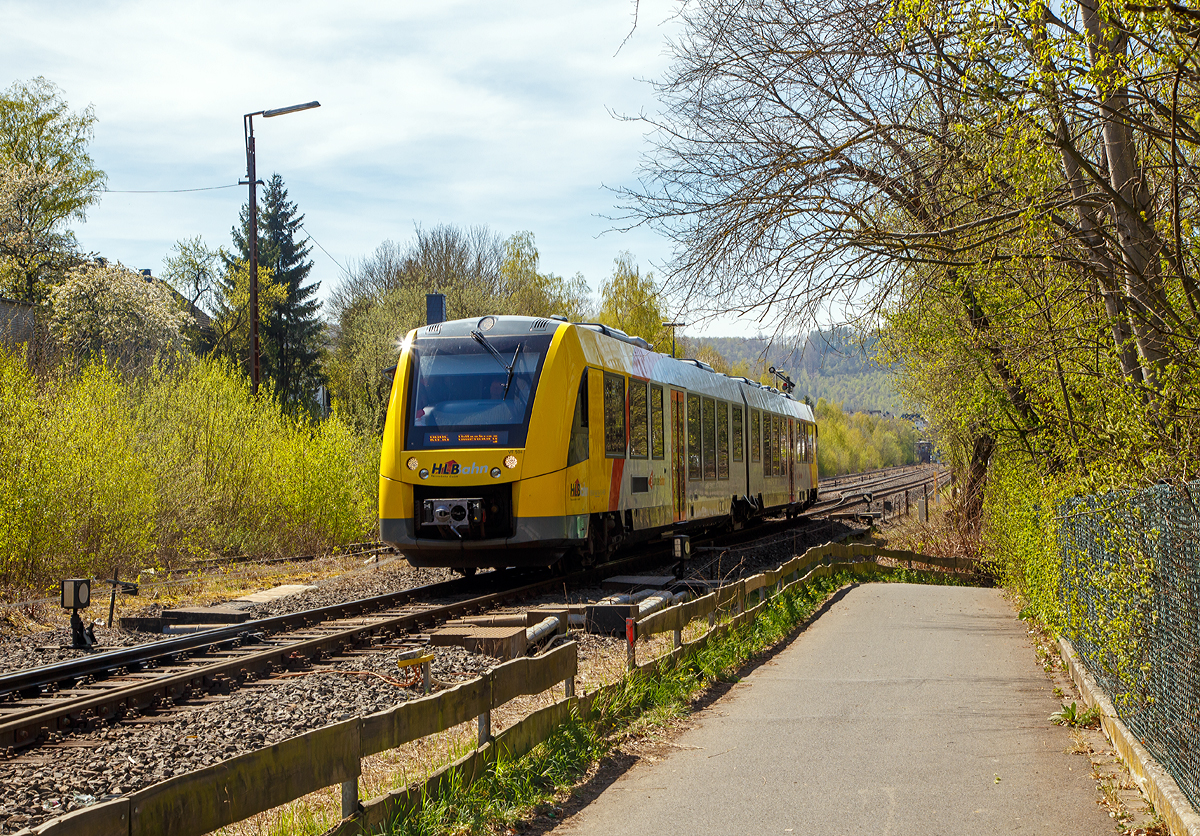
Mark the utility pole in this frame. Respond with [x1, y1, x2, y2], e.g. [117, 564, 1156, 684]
[242, 100, 320, 394]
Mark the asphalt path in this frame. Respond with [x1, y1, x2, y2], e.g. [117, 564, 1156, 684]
[552, 583, 1113, 836]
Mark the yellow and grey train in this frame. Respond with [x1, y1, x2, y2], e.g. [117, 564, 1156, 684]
[379, 315, 818, 571]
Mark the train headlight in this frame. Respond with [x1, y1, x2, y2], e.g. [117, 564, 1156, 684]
[490, 467, 502, 478]
[504, 455, 518, 469]
[407, 457, 419, 471]
[419, 468, 429, 479]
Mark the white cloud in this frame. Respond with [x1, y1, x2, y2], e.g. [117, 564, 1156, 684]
[1, 0, 758, 337]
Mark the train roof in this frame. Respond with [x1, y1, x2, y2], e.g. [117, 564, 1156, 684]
[410, 315, 814, 423]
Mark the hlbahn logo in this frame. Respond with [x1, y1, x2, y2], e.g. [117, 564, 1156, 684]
[569, 479, 582, 497]
[431, 460, 489, 476]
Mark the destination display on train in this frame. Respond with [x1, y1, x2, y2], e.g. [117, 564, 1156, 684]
[424, 431, 509, 447]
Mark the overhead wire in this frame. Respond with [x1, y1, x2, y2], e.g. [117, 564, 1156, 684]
[299, 223, 351, 277]
[102, 183, 241, 194]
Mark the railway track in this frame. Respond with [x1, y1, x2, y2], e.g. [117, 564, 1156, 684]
[815, 464, 950, 515]
[0, 545, 680, 756]
[0, 465, 944, 759]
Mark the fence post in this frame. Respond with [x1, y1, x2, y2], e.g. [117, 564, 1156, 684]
[905, 490, 909, 516]
[565, 675, 575, 698]
[626, 618, 636, 670]
[341, 777, 359, 820]
[478, 672, 492, 746]
[673, 627, 682, 649]
[422, 660, 431, 695]
[478, 711, 491, 746]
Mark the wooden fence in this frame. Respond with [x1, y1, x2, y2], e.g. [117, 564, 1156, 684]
[23, 540, 967, 836]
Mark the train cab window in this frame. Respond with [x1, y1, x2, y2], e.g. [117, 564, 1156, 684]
[732, 406, 744, 462]
[687, 393, 701, 479]
[406, 332, 552, 450]
[567, 370, 589, 467]
[717, 402, 729, 479]
[629, 379, 649, 458]
[604, 373, 626, 457]
[650, 385, 665, 459]
[702, 398, 717, 479]
[751, 409, 761, 463]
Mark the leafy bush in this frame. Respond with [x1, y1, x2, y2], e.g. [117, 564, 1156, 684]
[0, 347, 379, 595]
[814, 398, 919, 475]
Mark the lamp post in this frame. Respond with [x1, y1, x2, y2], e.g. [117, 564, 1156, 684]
[242, 100, 320, 394]
[662, 321, 686, 358]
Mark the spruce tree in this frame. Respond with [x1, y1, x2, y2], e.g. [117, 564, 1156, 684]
[231, 174, 324, 408]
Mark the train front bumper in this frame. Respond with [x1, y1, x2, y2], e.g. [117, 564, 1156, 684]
[379, 515, 588, 568]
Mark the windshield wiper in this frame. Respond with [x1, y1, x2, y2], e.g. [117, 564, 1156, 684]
[471, 330, 523, 399]
[504, 343, 523, 399]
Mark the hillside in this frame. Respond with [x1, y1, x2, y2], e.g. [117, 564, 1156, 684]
[689, 327, 904, 414]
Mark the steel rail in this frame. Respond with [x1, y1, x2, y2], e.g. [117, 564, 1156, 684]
[0, 552, 657, 753]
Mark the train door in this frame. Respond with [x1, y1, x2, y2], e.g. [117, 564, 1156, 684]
[788, 419, 795, 502]
[671, 389, 686, 522]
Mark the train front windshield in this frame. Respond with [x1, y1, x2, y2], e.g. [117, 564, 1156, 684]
[405, 334, 552, 450]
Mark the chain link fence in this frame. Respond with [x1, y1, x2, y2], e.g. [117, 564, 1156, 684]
[1058, 481, 1200, 811]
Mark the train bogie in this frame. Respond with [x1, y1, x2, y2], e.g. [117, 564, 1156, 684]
[379, 315, 818, 569]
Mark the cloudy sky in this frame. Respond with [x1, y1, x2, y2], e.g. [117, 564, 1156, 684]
[2, 0, 767, 337]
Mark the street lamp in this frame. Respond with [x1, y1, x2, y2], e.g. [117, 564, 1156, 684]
[662, 321, 687, 358]
[242, 100, 320, 394]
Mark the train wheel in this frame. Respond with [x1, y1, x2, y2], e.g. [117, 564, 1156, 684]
[455, 566, 478, 578]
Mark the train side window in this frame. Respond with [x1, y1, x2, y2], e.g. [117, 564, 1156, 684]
[751, 410, 761, 463]
[702, 398, 717, 479]
[650, 384, 665, 459]
[629, 379, 649, 458]
[732, 406, 744, 462]
[763, 412, 772, 472]
[763, 413, 772, 476]
[717, 401, 729, 479]
[785, 419, 793, 474]
[771, 415, 780, 476]
[604, 372, 626, 457]
[687, 393, 701, 479]
[567, 370, 589, 467]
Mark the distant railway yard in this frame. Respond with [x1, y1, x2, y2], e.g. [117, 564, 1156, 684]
[0, 464, 949, 834]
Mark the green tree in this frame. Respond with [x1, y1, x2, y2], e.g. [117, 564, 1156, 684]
[327, 226, 592, 432]
[0, 78, 105, 301]
[206, 260, 285, 378]
[231, 174, 325, 409]
[498, 231, 591, 321]
[597, 253, 669, 350]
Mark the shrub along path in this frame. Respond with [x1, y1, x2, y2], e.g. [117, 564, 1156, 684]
[548, 583, 1115, 836]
